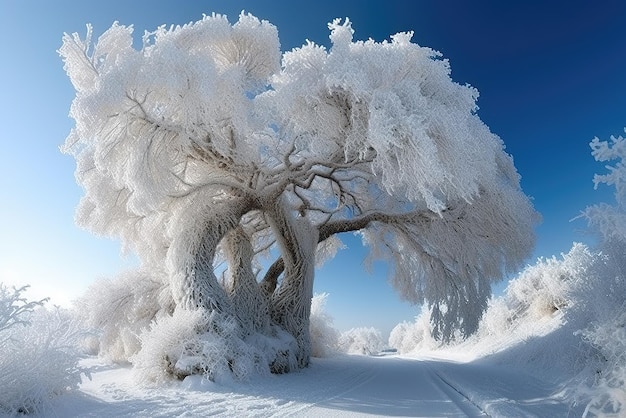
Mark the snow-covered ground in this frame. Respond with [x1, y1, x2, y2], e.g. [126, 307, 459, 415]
[40, 353, 579, 417]
[3, 239, 624, 417]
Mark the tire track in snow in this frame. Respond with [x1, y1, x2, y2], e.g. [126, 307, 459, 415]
[293, 356, 489, 417]
[279, 357, 381, 417]
[428, 368, 491, 417]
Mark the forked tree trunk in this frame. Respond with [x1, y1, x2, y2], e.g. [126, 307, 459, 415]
[169, 194, 317, 371]
[265, 197, 319, 369]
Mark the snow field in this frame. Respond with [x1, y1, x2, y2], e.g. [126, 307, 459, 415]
[47, 354, 580, 417]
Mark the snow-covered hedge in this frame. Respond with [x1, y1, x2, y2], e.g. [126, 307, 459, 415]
[0, 284, 84, 415]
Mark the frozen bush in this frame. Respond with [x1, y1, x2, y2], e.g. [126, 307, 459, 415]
[582, 135, 626, 242]
[76, 268, 173, 363]
[573, 242, 626, 416]
[475, 297, 513, 339]
[309, 293, 339, 357]
[0, 284, 84, 415]
[132, 307, 299, 384]
[580, 310, 626, 417]
[389, 306, 437, 354]
[475, 244, 601, 375]
[493, 243, 594, 329]
[132, 308, 229, 384]
[460, 241, 623, 413]
[338, 327, 384, 355]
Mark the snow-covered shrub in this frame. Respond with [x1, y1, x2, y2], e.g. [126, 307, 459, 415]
[132, 307, 299, 384]
[76, 269, 173, 363]
[389, 237, 595, 358]
[580, 309, 626, 417]
[476, 244, 602, 379]
[338, 327, 384, 355]
[474, 297, 513, 341]
[0, 284, 84, 415]
[484, 243, 594, 335]
[133, 308, 231, 384]
[389, 306, 438, 354]
[82, 275, 343, 382]
[309, 293, 339, 357]
[574, 244, 626, 416]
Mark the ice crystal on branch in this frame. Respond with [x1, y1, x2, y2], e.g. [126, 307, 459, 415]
[583, 134, 626, 241]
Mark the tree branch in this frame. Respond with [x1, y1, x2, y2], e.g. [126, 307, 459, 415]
[259, 209, 437, 294]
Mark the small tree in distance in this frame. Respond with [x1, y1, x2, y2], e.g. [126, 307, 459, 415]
[60, 13, 538, 378]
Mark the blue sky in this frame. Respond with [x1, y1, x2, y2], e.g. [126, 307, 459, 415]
[1, 0, 625, 336]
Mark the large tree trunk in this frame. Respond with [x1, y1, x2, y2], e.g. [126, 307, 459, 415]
[265, 197, 319, 369]
[168, 197, 252, 316]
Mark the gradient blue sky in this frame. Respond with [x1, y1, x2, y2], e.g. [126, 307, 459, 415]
[1, 0, 625, 336]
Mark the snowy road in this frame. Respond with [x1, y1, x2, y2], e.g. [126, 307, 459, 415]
[47, 355, 577, 417]
[288, 356, 487, 417]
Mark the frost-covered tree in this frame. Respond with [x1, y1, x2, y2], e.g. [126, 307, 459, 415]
[580, 132, 626, 416]
[60, 13, 538, 377]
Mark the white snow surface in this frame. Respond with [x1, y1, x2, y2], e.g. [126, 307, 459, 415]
[38, 352, 579, 418]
